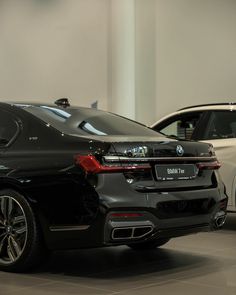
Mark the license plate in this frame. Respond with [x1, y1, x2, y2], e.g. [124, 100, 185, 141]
[155, 164, 197, 181]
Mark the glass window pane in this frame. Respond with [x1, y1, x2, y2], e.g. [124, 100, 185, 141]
[19, 105, 162, 137]
[159, 113, 202, 140]
[204, 111, 236, 139]
[0, 111, 18, 145]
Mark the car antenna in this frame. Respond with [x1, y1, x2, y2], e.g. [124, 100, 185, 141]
[54, 98, 70, 108]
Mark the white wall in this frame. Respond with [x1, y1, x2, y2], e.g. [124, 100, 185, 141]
[0, 0, 109, 109]
[110, 0, 135, 119]
[1, 0, 236, 125]
[110, 0, 236, 124]
[156, 0, 236, 119]
[110, 0, 156, 124]
[135, 0, 156, 124]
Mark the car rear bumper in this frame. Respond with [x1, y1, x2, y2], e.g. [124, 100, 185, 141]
[103, 206, 226, 246]
[44, 180, 227, 250]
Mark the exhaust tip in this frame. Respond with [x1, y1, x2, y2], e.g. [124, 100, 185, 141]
[112, 225, 153, 240]
[214, 211, 227, 228]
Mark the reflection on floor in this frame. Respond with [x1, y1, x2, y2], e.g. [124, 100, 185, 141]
[0, 214, 236, 295]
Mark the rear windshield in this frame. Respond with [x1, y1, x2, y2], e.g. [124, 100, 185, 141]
[19, 105, 161, 137]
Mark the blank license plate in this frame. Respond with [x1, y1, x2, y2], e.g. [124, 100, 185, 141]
[155, 164, 197, 181]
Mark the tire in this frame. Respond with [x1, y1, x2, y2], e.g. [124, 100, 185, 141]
[0, 189, 48, 272]
[127, 238, 170, 250]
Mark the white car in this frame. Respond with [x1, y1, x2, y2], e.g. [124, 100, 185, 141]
[151, 103, 236, 212]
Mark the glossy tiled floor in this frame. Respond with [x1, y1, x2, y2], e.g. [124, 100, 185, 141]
[0, 214, 236, 295]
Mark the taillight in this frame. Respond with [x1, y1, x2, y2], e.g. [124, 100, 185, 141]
[75, 155, 151, 174]
[196, 161, 221, 170]
[220, 198, 228, 210]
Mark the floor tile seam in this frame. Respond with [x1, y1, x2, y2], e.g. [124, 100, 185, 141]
[31, 259, 225, 286]
[168, 244, 232, 252]
[30, 276, 117, 293]
[161, 267, 221, 281]
[85, 269, 193, 284]
[0, 281, 59, 294]
[75, 258, 172, 278]
[213, 246, 236, 252]
[165, 249, 225, 262]
[172, 278, 231, 289]
[206, 251, 236, 259]
[0, 272, 54, 284]
[25, 256, 236, 288]
[55, 281, 115, 293]
[20, 260, 176, 290]
[216, 232, 236, 236]
[167, 245, 233, 256]
[59, 275, 169, 292]
[3, 277, 115, 294]
[152, 261, 236, 282]
[0, 273, 117, 293]
[209, 231, 236, 236]
[99, 279, 176, 295]
[194, 251, 236, 262]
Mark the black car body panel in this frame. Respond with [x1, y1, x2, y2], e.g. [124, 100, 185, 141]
[0, 102, 227, 252]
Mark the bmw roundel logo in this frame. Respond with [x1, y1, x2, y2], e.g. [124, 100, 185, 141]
[176, 145, 184, 156]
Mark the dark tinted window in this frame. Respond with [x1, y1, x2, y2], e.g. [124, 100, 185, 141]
[0, 110, 18, 146]
[153, 112, 203, 140]
[20, 105, 161, 137]
[203, 111, 236, 139]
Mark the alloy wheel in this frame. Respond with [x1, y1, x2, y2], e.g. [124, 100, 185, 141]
[0, 196, 28, 265]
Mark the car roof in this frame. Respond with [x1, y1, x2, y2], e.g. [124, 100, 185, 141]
[0, 101, 98, 112]
[178, 103, 236, 111]
[151, 102, 236, 128]
[0, 101, 53, 106]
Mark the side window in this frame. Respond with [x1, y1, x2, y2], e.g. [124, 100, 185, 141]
[0, 110, 18, 146]
[154, 112, 203, 140]
[203, 111, 236, 139]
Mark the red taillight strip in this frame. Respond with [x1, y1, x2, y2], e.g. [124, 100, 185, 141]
[220, 198, 228, 210]
[75, 155, 151, 174]
[196, 161, 221, 170]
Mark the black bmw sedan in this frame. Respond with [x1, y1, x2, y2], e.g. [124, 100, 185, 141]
[0, 99, 227, 272]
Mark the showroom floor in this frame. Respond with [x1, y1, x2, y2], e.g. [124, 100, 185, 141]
[0, 214, 236, 295]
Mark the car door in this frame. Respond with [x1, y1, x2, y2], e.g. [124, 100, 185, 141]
[0, 109, 20, 176]
[199, 110, 236, 210]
